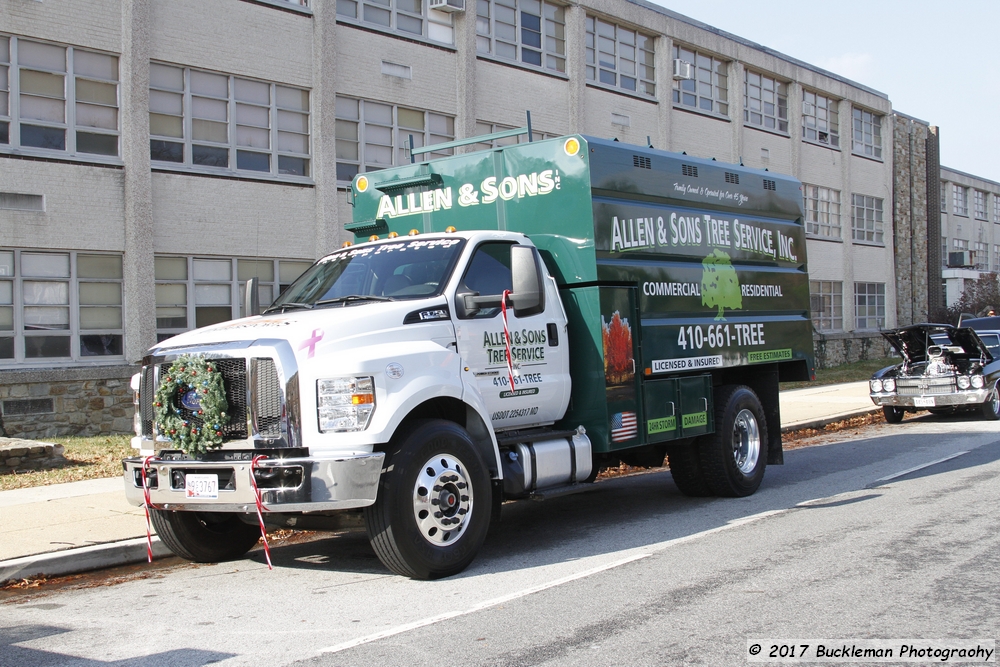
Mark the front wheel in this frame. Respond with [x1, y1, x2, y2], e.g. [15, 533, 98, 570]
[981, 387, 1000, 420]
[364, 420, 492, 579]
[699, 385, 768, 497]
[150, 509, 260, 563]
[883, 405, 905, 424]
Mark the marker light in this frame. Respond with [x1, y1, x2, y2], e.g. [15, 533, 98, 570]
[564, 137, 581, 156]
[387, 231, 399, 238]
[445, 226, 457, 233]
[341, 241, 353, 248]
[408, 229, 420, 236]
[369, 235, 380, 242]
[356, 176, 369, 192]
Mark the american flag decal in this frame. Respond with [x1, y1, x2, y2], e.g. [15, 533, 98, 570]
[610, 411, 637, 442]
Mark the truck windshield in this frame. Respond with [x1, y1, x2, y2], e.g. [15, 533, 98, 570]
[267, 237, 466, 311]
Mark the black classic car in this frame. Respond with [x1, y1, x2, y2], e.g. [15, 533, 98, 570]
[869, 322, 1000, 423]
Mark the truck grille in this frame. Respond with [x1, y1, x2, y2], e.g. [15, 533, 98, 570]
[253, 358, 282, 438]
[895, 376, 956, 396]
[140, 356, 283, 443]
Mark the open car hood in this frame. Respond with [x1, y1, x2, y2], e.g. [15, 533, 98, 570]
[881, 323, 993, 364]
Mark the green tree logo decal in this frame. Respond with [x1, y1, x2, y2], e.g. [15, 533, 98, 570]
[701, 249, 742, 320]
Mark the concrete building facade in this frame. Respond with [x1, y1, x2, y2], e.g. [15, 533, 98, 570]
[1, 0, 899, 436]
[939, 166, 1000, 308]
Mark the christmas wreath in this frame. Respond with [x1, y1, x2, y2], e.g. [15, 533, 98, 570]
[154, 354, 230, 456]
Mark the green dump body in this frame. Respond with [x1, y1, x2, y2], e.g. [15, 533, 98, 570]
[349, 135, 814, 453]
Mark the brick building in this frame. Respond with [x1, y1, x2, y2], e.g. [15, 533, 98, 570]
[1, 0, 904, 436]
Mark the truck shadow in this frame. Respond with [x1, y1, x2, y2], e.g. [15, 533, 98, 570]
[0, 623, 234, 666]
[256, 427, 1000, 579]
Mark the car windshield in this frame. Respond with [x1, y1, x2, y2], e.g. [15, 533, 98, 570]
[267, 237, 465, 311]
[977, 333, 1000, 357]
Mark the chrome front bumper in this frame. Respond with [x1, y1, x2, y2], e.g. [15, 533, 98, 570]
[871, 388, 990, 408]
[123, 452, 384, 512]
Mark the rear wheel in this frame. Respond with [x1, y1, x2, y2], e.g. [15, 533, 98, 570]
[365, 420, 492, 579]
[666, 441, 711, 497]
[150, 509, 260, 563]
[882, 405, 905, 424]
[980, 387, 1000, 420]
[699, 385, 768, 497]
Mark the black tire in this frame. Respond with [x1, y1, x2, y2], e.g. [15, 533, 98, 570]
[666, 441, 711, 497]
[883, 405, 905, 424]
[699, 385, 768, 498]
[150, 509, 260, 563]
[364, 419, 492, 579]
[981, 387, 1000, 421]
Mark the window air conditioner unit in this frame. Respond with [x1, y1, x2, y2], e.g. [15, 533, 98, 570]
[673, 59, 693, 80]
[429, 0, 464, 12]
[948, 251, 972, 268]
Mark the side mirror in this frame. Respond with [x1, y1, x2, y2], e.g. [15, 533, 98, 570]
[510, 245, 545, 317]
[245, 277, 261, 317]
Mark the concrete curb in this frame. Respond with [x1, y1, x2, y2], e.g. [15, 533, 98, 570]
[0, 537, 172, 585]
[781, 406, 881, 434]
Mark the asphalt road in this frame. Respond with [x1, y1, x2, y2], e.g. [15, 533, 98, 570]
[2, 414, 999, 667]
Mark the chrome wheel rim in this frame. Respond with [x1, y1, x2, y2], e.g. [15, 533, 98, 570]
[732, 408, 761, 475]
[990, 389, 999, 414]
[412, 454, 473, 546]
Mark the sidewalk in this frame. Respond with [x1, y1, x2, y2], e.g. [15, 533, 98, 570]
[0, 381, 876, 584]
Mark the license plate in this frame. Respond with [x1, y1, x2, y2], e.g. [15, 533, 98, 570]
[185, 474, 219, 499]
[914, 397, 935, 407]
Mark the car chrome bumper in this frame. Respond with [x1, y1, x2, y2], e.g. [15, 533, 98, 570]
[871, 389, 990, 408]
[123, 452, 384, 512]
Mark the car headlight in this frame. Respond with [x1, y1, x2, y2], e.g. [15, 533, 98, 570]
[971, 375, 985, 389]
[317, 376, 375, 432]
[870, 379, 883, 393]
[957, 375, 971, 390]
[881, 378, 896, 392]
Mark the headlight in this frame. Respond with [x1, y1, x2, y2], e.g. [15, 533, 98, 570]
[881, 378, 896, 392]
[971, 375, 985, 389]
[957, 375, 971, 390]
[870, 379, 883, 393]
[132, 372, 142, 436]
[317, 376, 375, 432]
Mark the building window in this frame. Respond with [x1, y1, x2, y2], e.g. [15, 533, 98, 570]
[744, 70, 787, 133]
[854, 282, 885, 331]
[809, 280, 842, 332]
[149, 63, 310, 180]
[942, 238, 949, 268]
[0, 250, 124, 365]
[584, 17, 654, 97]
[337, 0, 454, 45]
[973, 241, 989, 270]
[851, 194, 883, 244]
[951, 184, 968, 216]
[803, 184, 841, 237]
[851, 106, 882, 159]
[994, 244, 1000, 271]
[974, 190, 987, 220]
[476, 0, 566, 73]
[672, 46, 728, 116]
[472, 121, 558, 150]
[154, 256, 313, 341]
[0, 35, 120, 160]
[335, 97, 454, 182]
[802, 90, 839, 147]
[941, 181, 948, 212]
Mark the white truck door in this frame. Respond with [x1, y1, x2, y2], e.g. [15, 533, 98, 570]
[454, 242, 568, 430]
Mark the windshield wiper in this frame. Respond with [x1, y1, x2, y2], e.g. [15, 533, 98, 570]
[262, 302, 315, 314]
[314, 295, 395, 307]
